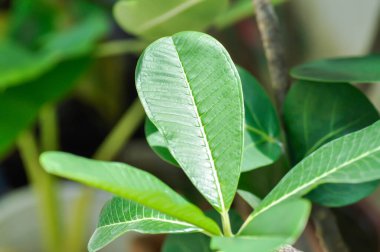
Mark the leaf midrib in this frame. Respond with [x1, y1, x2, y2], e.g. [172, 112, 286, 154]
[247, 144, 380, 226]
[98, 217, 198, 230]
[169, 37, 225, 213]
[138, 0, 201, 32]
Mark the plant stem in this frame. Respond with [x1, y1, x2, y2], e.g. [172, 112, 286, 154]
[94, 98, 145, 160]
[17, 130, 61, 252]
[65, 99, 145, 252]
[252, 0, 288, 107]
[39, 104, 59, 151]
[221, 211, 233, 237]
[95, 39, 148, 58]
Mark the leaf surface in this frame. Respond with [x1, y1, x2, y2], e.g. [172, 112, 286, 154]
[211, 236, 285, 252]
[40, 152, 221, 235]
[243, 121, 380, 226]
[114, 0, 228, 39]
[89, 197, 202, 252]
[291, 55, 380, 83]
[237, 190, 261, 209]
[284, 81, 380, 206]
[136, 32, 244, 213]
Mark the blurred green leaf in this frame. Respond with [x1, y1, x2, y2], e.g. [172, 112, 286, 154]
[244, 121, 380, 227]
[291, 55, 380, 83]
[88, 197, 203, 252]
[284, 81, 380, 206]
[136, 32, 243, 213]
[211, 236, 285, 252]
[0, 57, 91, 156]
[238, 67, 282, 172]
[237, 190, 261, 209]
[40, 152, 221, 236]
[113, 0, 228, 39]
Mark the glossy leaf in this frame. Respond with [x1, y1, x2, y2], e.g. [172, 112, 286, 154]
[291, 54, 380, 83]
[284, 81, 380, 206]
[40, 152, 221, 235]
[238, 190, 261, 209]
[211, 237, 285, 252]
[0, 57, 91, 157]
[145, 67, 282, 171]
[243, 121, 380, 227]
[136, 32, 244, 213]
[238, 67, 282, 171]
[113, 0, 228, 39]
[89, 197, 202, 252]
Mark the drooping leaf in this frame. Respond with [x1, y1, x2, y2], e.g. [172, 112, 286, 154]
[113, 0, 228, 39]
[145, 67, 282, 172]
[290, 55, 380, 83]
[162, 210, 243, 252]
[40, 152, 221, 235]
[237, 190, 261, 209]
[284, 81, 380, 206]
[136, 32, 244, 213]
[89, 197, 202, 252]
[242, 120, 380, 227]
[238, 67, 282, 171]
[0, 57, 91, 157]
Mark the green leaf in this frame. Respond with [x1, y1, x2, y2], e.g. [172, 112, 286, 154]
[145, 118, 179, 167]
[240, 199, 310, 239]
[0, 57, 91, 157]
[290, 54, 380, 83]
[284, 81, 380, 206]
[238, 67, 282, 171]
[113, 0, 228, 39]
[211, 236, 286, 252]
[89, 197, 202, 252]
[162, 210, 243, 252]
[242, 120, 380, 227]
[237, 190, 261, 209]
[40, 152, 221, 235]
[145, 67, 282, 172]
[136, 31, 243, 213]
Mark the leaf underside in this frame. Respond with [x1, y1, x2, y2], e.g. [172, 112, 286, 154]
[136, 31, 244, 213]
[89, 197, 202, 252]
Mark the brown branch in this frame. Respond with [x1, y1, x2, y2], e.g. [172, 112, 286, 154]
[252, 0, 288, 106]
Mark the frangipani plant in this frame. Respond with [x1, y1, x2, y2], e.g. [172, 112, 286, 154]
[41, 31, 380, 252]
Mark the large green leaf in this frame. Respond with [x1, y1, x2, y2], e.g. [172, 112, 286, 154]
[0, 57, 91, 156]
[238, 67, 282, 171]
[290, 55, 380, 83]
[40, 152, 221, 235]
[113, 0, 228, 39]
[89, 197, 202, 252]
[145, 67, 282, 172]
[242, 120, 380, 229]
[136, 32, 244, 213]
[213, 199, 310, 252]
[284, 81, 380, 206]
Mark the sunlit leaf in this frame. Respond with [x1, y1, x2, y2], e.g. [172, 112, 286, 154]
[284, 81, 380, 206]
[40, 152, 221, 235]
[243, 121, 380, 228]
[291, 55, 380, 83]
[114, 0, 228, 39]
[88, 197, 202, 252]
[136, 32, 243, 213]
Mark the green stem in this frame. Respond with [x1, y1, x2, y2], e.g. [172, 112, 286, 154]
[39, 104, 59, 151]
[17, 130, 61, 252]
[95, 39, 148, 58]
[221, 211, 233, 237]
[94, 99, 145, 160]
[65, 99, 145, 252]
